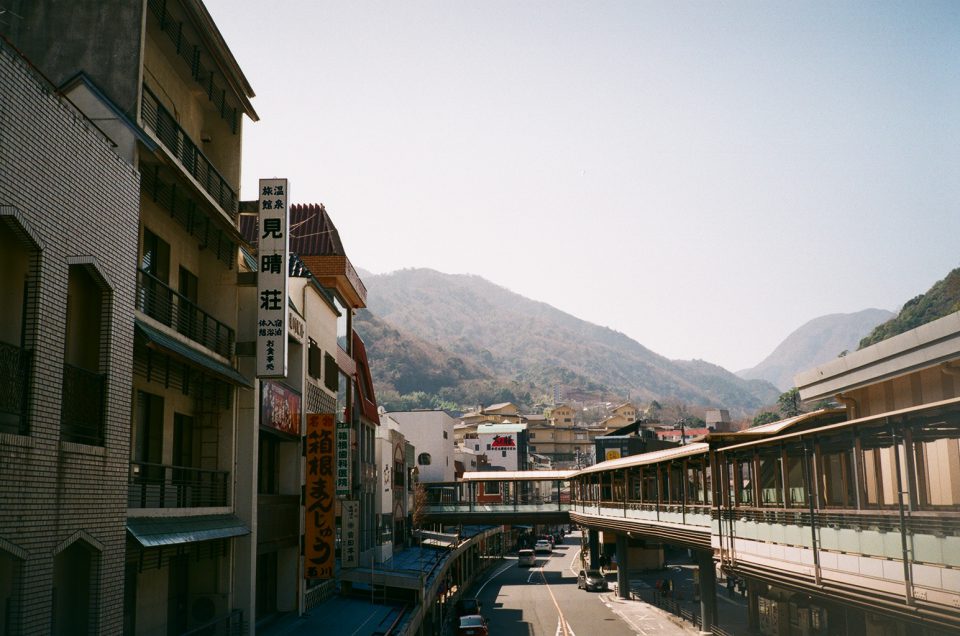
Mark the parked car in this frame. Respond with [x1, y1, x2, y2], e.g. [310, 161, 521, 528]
[457, 614, 488, 636]
[578, 568, 608, 592]
[534, 539, 552, 554]
[455, 598, 481, 617]
[518, 549, 536, 567]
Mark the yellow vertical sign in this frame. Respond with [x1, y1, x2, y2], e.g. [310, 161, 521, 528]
[305, 413, 335, 579]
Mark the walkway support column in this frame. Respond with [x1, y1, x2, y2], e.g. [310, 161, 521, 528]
[697, 550, 717, 635]
[589, 529, 600, 570]
[616, 534, 630, 599]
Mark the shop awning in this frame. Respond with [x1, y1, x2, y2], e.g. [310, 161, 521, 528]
[135, 319, 252, 388]
[127, 514, 250, 547]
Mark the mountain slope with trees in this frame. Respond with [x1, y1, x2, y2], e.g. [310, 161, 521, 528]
[859, 267, 960, 349]
[736, 309, 894, 390]
[355, 268, 779, 415]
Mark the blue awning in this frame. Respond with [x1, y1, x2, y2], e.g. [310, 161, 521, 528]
[135, 319, 252, 388]
[127, 514, 250, 547]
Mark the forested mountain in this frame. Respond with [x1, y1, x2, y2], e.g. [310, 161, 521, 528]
[354, 268, 779, 415]
[736, 309, 894, 391]
[859, 267, 960, 349]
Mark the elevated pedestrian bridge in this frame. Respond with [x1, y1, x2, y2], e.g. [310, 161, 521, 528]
[421, 401, 960, 633]
[422, 470, 573, 525]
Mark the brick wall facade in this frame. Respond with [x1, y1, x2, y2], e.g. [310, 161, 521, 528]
[0, 39, 140, 635]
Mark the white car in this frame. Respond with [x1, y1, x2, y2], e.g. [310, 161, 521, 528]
[534, 540, 552, 554]
[518, 549, 536, 567]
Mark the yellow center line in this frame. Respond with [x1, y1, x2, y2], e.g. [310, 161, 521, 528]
[539, 563, 571, 636]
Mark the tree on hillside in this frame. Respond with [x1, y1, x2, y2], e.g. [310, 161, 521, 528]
[778, 388, 803, 418]
[752, 411, 780, 427]
[646, 400, 662, 422]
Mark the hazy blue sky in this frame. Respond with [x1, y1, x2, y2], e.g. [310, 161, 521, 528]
[206, 1, 959, 373]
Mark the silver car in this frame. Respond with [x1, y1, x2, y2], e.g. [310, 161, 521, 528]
[578, 569, 608, 592]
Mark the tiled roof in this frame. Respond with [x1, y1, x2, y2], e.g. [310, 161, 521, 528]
[239, 203, 346, 256]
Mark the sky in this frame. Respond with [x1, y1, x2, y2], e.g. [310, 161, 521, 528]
[205, 0, 959, 372]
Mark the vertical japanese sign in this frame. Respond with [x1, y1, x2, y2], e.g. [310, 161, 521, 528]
[305, 413, 335, 579]
[257, 178, 289, 378]
[336, 419, 351, 498]
[341, 500, 359, 568]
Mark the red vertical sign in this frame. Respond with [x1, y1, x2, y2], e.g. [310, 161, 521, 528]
[305, 413, 335, 579]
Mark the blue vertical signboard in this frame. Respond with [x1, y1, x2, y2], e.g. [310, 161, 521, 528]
[257, 178, 289, 378]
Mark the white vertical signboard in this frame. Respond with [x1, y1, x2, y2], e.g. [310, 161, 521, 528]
[257, 178, 289, 378]
[341, 500, 359, 568]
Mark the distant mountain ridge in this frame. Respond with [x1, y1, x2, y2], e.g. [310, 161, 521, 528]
[736, 309, 894, 391]
[354, 268, 779, 415]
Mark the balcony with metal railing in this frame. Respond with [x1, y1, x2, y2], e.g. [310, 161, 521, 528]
[60, 363, 105, 445]
[128, 461, 230, 509]
[0, 340, 30, 435]
[136, 269, 234, 358]
[141, 84, 238, 218]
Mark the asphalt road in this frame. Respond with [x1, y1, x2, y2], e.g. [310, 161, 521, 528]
[463, 531, 694, 636]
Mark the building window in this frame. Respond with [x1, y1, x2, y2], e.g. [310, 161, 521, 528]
[259, 433, 278, 494]
[134, 391, 164, 482]
[418, 453, 431, 466]
[0, 217, 38, 436]
[324, 353, 338, 392]
[443, 431, 448, 439]
[474, 444, 479, 451]
[308, 338, 322, 379]
[138, 228, 171, 325]
[61, 263, 108, 445]
[501, 450, 507, 457]
[333, 294, 349, 353]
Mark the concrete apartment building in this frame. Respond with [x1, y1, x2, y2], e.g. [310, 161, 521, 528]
[0, 36, 141, 635]
[2, 0, 260, 633]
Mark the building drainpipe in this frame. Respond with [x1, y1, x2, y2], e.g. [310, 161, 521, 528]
[890, 419, 915, 606]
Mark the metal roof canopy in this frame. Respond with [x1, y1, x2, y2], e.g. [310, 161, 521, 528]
[575, 443, 710, 476]
[135, 320, 252, 388]
[127, 514, 250, 547]
[718, 395, 960, 454]
[460, 470, 575, 482]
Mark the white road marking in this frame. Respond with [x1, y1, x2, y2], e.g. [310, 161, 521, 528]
[539, 563, 575, 636]
[555, 616, 577, 636]
[568, 548, 583, 576]
[476, 560, 515, 595]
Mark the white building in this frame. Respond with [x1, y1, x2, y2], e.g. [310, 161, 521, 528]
[382, 410, 457, 482]
[476, 423, 528, 471]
